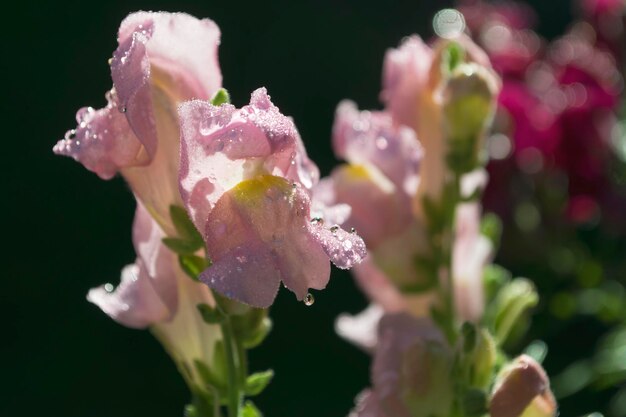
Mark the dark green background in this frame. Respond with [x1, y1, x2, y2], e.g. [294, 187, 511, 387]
[4, 1, 576, 416]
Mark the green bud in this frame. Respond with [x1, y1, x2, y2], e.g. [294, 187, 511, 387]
[486, 278, 539, 346]
[443, 63, 499, 174]
[210, 88, 231, 106]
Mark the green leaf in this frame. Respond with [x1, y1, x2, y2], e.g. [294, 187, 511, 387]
[461, 322, 477, 354]
[462, 388, 487, 417]
[179, 255, 210, 281]
[194, 359, 226, 392]
[443, 41, 465, 73]
[524, 340, 548, 364]
[244, 370, 274, 396]
[242, 401, 263, 417]
[169, 205, 204, 246]
[480, 212, 502, 247]
[197, 303, 226, 324]
[162, 237, 202, 255]
[493, 278, 539, 345]
[241, 317, 272, 349]
[211, 88, 231, 106]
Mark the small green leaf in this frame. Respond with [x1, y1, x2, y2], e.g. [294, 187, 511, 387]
[461, 322, 477, 354]
[211, 88, 231, 106]
[180, 255, 210, 281]
[462, 388, 487, 417]
[197, 303, 226, 324]
[480, 212, 502, 247]
[442, 41, 465, 73]
[169, 205, 204, 246]
[241, 317, 272, 349]
[244, 370, 274, 396]
[242, 401, 263, 417]
[194, 359, 226, 391]
[493, 278, 539, 345]
[162, 237, 202, 255]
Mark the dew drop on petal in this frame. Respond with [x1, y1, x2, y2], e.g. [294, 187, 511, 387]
[304, 293, 315, 306]
[104, 283, 114, 293]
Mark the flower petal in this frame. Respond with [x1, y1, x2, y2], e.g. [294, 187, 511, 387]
[381, 35, 433, 130]
[178, 88, 302, 233]
[53, 94, 144, 179]
[113, 12, 222, 155]
[308, 222, 366, 269]
[333, 101, 422, 195]
[200, 175, 333, 307]
[335, 304, 385, 352]
[452, 203, 493, 322]
[87, 264, 171, 329]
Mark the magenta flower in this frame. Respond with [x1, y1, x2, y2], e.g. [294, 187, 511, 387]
[178, 88, 366, 308]
[54, 12, 222, 235]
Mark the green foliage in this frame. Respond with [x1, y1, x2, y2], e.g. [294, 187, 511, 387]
[163, 205, 204, 255]
[244, 370, 274, 396]
[489, 278, 539, 345]
[180, 255, 210, 281]
[241, 401, 263, 417]
[480, 213, 502, 248]
[211, 88, 231, 106]
[197, 303, 227, 324]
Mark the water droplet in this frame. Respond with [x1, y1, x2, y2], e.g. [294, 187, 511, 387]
[64, 129, 76, 140]
[107, 57, 113, 65]
[104, 283, 114, 293]
[350, 227, 356, 233]
[330, 225, 339, 233]
[304, 293, 315, 306]
[375, 136, 388, 150]
[311, 217, 323, 225]
[433, 8, 465, 39]
[119, 106, 127, 114]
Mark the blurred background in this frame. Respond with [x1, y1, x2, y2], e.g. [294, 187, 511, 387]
[3, 0, 624, 416]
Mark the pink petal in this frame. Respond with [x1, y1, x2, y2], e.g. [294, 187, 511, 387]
[381, 35, 433, 130]
[351, 256, 407, 313]
[178, 88, 303, 233]
[490, 355, 557, 417]
[87, 202, 178, 328]
[335, 304, 385, 352]
[113, 12, 222, 154]
[87, 264, 171, 329]
[308, 222, 366, 269]
[199, 176, 333, 307]
[53, 93, 144, 179]
[333, 101, 422, 196]
[452, 203, 493, 323]
[328, 164, 410, 248]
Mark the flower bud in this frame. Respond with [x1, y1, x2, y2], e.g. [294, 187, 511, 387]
[490, 355, 557, 417]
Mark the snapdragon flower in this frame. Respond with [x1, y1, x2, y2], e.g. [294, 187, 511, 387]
[54, 12, 222, 236]
[178, 88, 366, 308]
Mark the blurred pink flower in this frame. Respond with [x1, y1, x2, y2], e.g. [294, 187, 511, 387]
[54, 12, 222, 235]
[178, 88, 366, 308]
[349, 313, 452, 417]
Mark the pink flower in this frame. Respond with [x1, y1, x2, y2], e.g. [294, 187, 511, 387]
[178, 88, 366, 308]
[88, 202, 221, 386]
[54, 12, 222, 235]
[349, 313, 452, 417]
[490, 355, 557, 417]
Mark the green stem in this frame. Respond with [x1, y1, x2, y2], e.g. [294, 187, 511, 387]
[213, 294, 243, 417]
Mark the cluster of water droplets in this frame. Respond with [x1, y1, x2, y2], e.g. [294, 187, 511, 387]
[309, 218, 366, 270]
